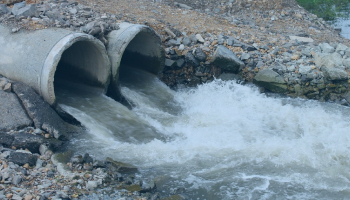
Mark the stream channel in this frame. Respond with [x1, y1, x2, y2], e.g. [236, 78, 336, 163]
[55, 66, 350, 199]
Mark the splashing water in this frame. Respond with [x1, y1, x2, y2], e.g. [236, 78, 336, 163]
[56, 68, 350, 199]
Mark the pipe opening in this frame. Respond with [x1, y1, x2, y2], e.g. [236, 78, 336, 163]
[106, 24, 165, 103]
[54, 41, 109, 90]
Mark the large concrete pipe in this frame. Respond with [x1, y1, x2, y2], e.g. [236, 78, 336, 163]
[106, 23, 165, 99]
[0, 24, 111, 105]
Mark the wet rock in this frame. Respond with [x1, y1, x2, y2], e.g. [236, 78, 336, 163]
[0, 91, 33, 132]
[211, 45, 244, 73]
[253, 69, 288, 93]
[106, 157, 138, 174]
[83, 153, 93, 164]
[12, 82, 72, 140]
[185, 52, 199, 67]
[8, 151, 38, 166]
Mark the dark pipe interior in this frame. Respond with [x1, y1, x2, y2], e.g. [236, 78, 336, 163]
[54, 41, 107, 91]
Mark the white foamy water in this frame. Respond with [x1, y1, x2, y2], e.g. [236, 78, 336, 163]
[56, 68, 350, 199]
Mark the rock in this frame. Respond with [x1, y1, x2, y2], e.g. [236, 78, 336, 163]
[253, 69, 288, 93]
[211, 45, 244, 73]
[319, 43, 335, 53]
[298, 65, 312, 75]
[343, 58, 350, 69]
[12, 132, 44, 153]
[39, 144, 49, 155]
[12, 175, 22, 185]
[178, 44, 185, 51]
[70, 155, 84, 164]
[24, 194, 33, 200]
[0, 91, 33, 132]
[83, 153, 93, 164]
[106, 157, 138, 174]
[344, 92, 350, 104]
[176, 59, 185, 68]
[289, 36, 314, 43]
[0, 4, 10, 14]
[0, 132, 14, 147]
[240, 53, 250, 60]
[314, 52, 343, 68]
[174, 2, 192, 10]
[182, 37, 191, 46]
[194, 48, 207, 62]
[321, 66, 348, 81]
[336, 43, 348, 53]
[185, 52, 199, 67]
[86, 181, 98, 190]
[195, 34, 204, 43]
[165, 59, 176, 68]
[11, 1, 25, 15]
[8, 151, 38, 166]
[12, 82, 72, 140]
[15, 4, 36, 19]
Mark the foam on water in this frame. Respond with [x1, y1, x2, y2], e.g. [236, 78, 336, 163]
[57, 69, 350, 199]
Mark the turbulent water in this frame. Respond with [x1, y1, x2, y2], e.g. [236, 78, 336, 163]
[56, 67, 350, 199]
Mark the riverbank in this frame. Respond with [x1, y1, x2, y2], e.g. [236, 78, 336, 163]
[1, 0, 350, 199]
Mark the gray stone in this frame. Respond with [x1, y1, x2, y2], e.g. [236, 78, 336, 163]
[182, 37, 191, 46]
[253, 69, 288, 93]
[319, 43, 335, 53]
[167, 39, 181, 46]
[0, 4, 10, 15]
[344, 92, 350, 104]
[240, 53, 250, 60]
[11, 1, 25, 15]
[218, 73, 242, 81]
[15, 4, 36, 18]
[211, 45, 244, 73]
[178, 44, 185, 51]
[298, 65, 312, 75]
[165, 59, 176, 68]
[336, 43, 348, 53]
[301, 48, 312, 57]
[185, 52, 199, 67]
[12, 82, 72, 140]
[194, 48, 207, 62]
[343, 58, 350, 69]
[321, 66, 348, 81]
[0, 132, 14, 148]
[176, 59, 185, 68]
[39, 144, 49, 155]
[189, 35, 197, 43]
[346, 48, 350, 57]
[8, 151, 38, 166]
[314, 52, 343, 68]
[87, 181, 98, 190]
[35, 159, 43, 168]
[195, 34, 204, 43]
[0, 91, 33, 132]
[289, 36, 314, 43]
[12, 175, 22, 185]
[70, 155, 84, 164]
[12, 132, 44, 153]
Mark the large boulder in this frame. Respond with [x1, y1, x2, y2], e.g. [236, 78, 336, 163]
[320, 66, 348, 81]
[0, 90, 33, 131]
[211, 45, 244, 73]
[8, 151, 38, 166]
[314, 52, 343, 68]
[253, 69, 288, 93]
[12, 82, 72, 140]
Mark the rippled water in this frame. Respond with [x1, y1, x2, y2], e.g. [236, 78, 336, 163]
[56, 67, 350, 199]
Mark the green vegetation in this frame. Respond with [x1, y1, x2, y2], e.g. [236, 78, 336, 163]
[296, 0, 350, 21]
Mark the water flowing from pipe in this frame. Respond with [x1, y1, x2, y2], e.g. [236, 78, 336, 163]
[56, 67, 350, 199]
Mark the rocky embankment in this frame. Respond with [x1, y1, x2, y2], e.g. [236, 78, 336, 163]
[1, 0, 350, 199]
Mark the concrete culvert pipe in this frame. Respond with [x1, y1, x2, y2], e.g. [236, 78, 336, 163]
[0, 24, 111, 105]
[106, 23, 165, 99]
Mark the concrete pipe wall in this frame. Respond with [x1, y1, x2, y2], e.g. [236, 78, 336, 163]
[106, 23, 165, 99]
[0, 24, 111, 105]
